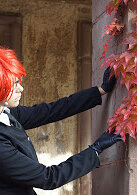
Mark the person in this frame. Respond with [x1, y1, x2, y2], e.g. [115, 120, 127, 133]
[0, 47, 123, 195]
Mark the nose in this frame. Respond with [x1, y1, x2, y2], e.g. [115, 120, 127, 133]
[16, 83, 24, 92]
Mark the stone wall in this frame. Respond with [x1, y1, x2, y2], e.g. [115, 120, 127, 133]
[0, 0, 91, 194]
[92, 1, 137, 195]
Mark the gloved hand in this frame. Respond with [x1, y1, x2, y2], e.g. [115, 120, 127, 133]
[101, 67, 116, 93]
[90, 131, 123, 154]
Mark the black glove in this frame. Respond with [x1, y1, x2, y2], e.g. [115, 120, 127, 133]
[101, 67, 116, 93]
[90, 131, 123, 154]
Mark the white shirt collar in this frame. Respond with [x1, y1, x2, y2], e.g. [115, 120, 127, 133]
[0, 107, 11, 126]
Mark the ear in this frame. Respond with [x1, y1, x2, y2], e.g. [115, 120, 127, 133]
[4, 101, 8, 106]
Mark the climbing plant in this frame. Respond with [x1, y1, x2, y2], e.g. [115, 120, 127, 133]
[100, 0, 137, 141]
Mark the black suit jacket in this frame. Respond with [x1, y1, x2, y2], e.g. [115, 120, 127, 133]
[0, 87, 102, 195]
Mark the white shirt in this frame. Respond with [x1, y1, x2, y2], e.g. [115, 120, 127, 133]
[0, 107, 11, 126]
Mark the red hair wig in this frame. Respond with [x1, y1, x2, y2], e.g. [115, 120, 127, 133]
[0, 47, 26, 102]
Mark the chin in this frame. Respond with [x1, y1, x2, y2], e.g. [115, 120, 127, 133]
[8, 101, 20, 108]
[14, 102, 20, 107]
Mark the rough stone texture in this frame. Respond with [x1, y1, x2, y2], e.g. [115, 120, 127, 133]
[77, 21, 92, 195]
[92, 0, 130, 194]
[0, 1, 91, 195]
[128, 160, 137, 195]
[22, 4, 91, 195]
[0, 0, 91, 16]
[127, 2, 137, 195]
[92, 0, 113, 23]
[92, 163, 129, 195]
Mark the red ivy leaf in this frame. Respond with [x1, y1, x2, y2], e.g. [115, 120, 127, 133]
[135, 57, 137, 65]
[103, 19, 124, 37]
[122, 32, 137, 49]
[101, 0, 137, 141]
[106, 0, 137, 15]
[123, 0, 129, 4]
[101, 19, 124, 59]
[100, 38, 112, 61]
[107, 88, 137, 140]
[106, 0, 121, 15]
[106, 1, 116, 15]
[131, 16, 137, 25]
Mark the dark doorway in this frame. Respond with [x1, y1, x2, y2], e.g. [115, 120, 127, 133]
[0, 15, 22, 59]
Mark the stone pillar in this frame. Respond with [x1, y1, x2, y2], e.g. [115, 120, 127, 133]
[77, 20, 92, 195]
[127, 2, 137, 195]
[92, 0, 129, 194]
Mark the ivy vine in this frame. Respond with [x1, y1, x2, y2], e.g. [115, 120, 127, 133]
[100, 0, 137, 141]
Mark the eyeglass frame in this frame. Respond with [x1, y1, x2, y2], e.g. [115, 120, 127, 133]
[13, 76, 23, 90]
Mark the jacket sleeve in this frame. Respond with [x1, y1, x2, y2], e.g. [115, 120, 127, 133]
[10, 86, 102, 130]
[0, 136, 100, 190]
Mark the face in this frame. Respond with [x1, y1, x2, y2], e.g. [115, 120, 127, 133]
[7, 77, 24, 108]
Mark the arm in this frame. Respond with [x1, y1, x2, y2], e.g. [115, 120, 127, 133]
[0, 131, 122, 190]
[0, 135, 99, 190]
[10, 67, 116, 130]
[10, 86, 102, 130]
